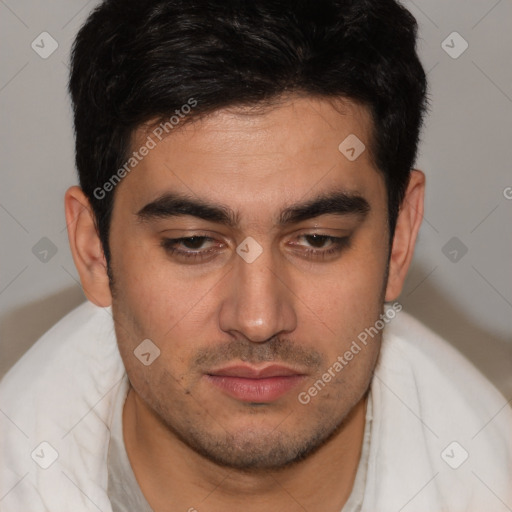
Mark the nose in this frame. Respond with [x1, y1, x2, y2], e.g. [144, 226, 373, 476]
[218, 242, 297, 343]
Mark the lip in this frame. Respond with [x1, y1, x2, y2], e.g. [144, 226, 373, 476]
[209, 364, 304, 379]
[205, 364, 306, 403]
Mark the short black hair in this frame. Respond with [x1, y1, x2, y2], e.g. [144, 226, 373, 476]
[69, 0, 429, 265]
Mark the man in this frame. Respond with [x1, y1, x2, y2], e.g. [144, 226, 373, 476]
[1, 0, 511, 511]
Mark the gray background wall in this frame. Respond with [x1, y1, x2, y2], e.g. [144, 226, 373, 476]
[1, 0, 511, 397]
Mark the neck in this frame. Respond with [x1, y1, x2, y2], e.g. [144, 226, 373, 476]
[123, 387, 368, 512]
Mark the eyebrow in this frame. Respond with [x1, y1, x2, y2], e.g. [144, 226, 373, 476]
[136, 189, 370, 227]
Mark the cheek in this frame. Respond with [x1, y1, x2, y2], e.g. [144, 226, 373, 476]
[304, 239, 388, 325]
[110, 242, 222, 391]
[291, 235, 388, 381]
[111, 237, 198, 333]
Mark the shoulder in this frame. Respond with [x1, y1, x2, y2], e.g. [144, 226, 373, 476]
[381, 308, 510, 421]
[1, 300, 118, 395]
[369, 307, 512, 510]
[0, 301, 125, 511]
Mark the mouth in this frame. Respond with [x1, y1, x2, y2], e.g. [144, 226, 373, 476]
[204, 364, 307, 403]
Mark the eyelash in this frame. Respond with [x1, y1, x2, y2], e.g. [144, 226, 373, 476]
[160, 234, 350, 262]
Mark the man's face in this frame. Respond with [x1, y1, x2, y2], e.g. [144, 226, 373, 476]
[108, 96, 389, 470]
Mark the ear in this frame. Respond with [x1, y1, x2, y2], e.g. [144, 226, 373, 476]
[64, 186, 112, 307]
[384, 169, 425, 302]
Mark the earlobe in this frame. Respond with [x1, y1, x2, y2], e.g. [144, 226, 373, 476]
[64, 186, 113, 307]
[384, 169, 425, 302]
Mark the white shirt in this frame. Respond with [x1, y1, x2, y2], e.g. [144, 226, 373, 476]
[1, 300, 511, 511]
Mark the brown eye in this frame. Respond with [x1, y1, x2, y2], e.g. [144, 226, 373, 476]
[179, 236, 209, 249]
[161, 236, 222, 262]
[289, 234, 350, 261]
[303, 234, 334, 248]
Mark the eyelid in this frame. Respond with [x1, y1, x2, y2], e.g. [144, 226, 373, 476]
[289, 234, 351, 256]
[160, 231, 348, 247]
[290, 233, 347, 246]
[160, 235, 222, 250]
[160, 233, 351, 264]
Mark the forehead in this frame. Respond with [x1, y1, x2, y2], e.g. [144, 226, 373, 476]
[116, 95, 384, 221]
